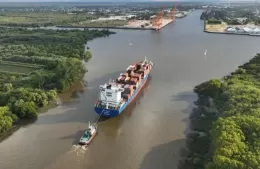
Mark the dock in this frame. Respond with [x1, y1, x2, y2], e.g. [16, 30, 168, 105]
[56, 25, 155, 30]
[56, 18, 176, 31]
[156, 19, 175, 30]
[204, 30, 260, 37]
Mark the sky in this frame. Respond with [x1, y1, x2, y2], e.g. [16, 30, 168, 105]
[0, 0, 218, 2]
[0, 0, 255, 2]
[0, 0, 152, 2]
[0, 0, 147, 2]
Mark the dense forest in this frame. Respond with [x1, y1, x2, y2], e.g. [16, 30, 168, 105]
[207, 19, 222, 24]
[185, 53, 260, 169]
[0, 27, 114, 135]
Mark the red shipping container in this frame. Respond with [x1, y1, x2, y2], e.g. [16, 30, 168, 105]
[125, 77, 131, 81]
[130, 77, 138, 83]
[124, 88, 131, 94]
[137, 69, 144, 74]
[134, 72, 141, 75]
[121, 73, 128, 77]
[120, 76, 126, 81]
[124, 84, 133, 90]
[132, 73, 141, 80]
[127, 94, 131, 98]
[129, 85, 134, 90]
[132, 64, 137, 68]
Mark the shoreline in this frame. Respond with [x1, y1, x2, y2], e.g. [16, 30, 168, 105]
[56, 18, 177, 31]
[0, 29, 114, 142]
[203, 20, 260, 37]
[204, 30, 260, 36]
[57, 25, 156, 30]
[185, 53, 260, 168]
[0, 101, 57, 142]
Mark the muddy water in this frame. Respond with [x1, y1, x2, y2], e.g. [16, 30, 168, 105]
[1, 10, 260, 169]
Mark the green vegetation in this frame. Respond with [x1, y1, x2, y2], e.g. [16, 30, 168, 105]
[207, 19, 222, 24]
[83, 51, 92, 62]
[0, 12, 97, 27]
[0, 12, 127, 28]
[201, 9, 253, 25]
[73, 20, 127, 27]
[186, 53, 260, 169]
[0, 64, 37, 74]
[0, 27, 114, 136]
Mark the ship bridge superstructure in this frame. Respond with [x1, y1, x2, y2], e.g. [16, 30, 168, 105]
[98, 82, 125, 110]
[95, 57, 154, 117]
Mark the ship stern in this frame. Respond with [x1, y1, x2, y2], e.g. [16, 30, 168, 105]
[94, 107, 120, 117]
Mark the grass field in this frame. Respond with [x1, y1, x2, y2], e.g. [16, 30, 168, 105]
[74, 20, 128, 27]
[0, 12, 97, 26]
[0, 12, 128, 27]
[205, 23, 227, 32]
[0, 63, 39, 74]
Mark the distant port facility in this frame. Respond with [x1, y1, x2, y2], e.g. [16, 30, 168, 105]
[124, 5, 178, 31]
[70, 5, 192, 31]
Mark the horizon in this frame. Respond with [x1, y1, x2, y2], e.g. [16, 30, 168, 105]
[0, 0, 257, 3]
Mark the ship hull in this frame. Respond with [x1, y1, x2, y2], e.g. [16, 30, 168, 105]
[94, 74, 149, 117]
[79, 130, 97, 145]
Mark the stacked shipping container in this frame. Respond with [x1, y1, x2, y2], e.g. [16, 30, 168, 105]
[115, 61, 151, 101]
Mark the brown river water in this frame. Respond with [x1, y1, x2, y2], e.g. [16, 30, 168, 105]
[1, 10, 260, 169]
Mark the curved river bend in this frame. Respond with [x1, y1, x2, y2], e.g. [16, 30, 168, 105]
[1, 10, 260, 169]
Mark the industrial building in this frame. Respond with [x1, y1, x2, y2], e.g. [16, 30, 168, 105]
[226, 26, 260, 34]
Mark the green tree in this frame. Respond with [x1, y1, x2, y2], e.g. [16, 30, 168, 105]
[14, 100, 37, 119]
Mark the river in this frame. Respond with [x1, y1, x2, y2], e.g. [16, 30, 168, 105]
[1, 10, 260, 169]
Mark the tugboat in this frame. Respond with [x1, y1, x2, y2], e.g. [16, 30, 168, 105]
[79, 122, 97, 145]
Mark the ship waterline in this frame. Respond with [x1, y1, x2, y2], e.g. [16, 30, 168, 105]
[94, 58, 153, 117]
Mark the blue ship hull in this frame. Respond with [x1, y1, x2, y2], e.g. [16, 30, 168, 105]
[94, 74, 149, 117]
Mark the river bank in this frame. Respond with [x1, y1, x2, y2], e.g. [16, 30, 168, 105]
[0, 28, 115, 139]
[204, 30, 260, 36]
[57, 25, 155, 30]
[185, 53, 260, 168]
[204, 21, 260, 37]
[1, 10, 260, 169]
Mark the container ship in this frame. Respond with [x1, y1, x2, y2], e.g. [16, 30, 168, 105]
[94, 57, 154, 117]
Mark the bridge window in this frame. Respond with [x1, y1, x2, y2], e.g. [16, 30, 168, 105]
[106, 92, 112, 97]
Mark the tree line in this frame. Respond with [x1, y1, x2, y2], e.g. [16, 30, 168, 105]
[184, 53, 260, 169]
[207, 19, 222, 24]
[0, 27, 114, 135]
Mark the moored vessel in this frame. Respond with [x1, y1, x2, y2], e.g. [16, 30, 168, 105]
[94, 57, 153, 117]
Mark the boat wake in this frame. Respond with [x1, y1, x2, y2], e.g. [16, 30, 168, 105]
[67, 145, 88, 157]
[45, 145, 88, 168]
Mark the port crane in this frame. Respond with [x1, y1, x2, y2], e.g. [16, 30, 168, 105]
[168, 5, 177, 22]
[152, 5, 165, 30]
[152, 4, 177, 31]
